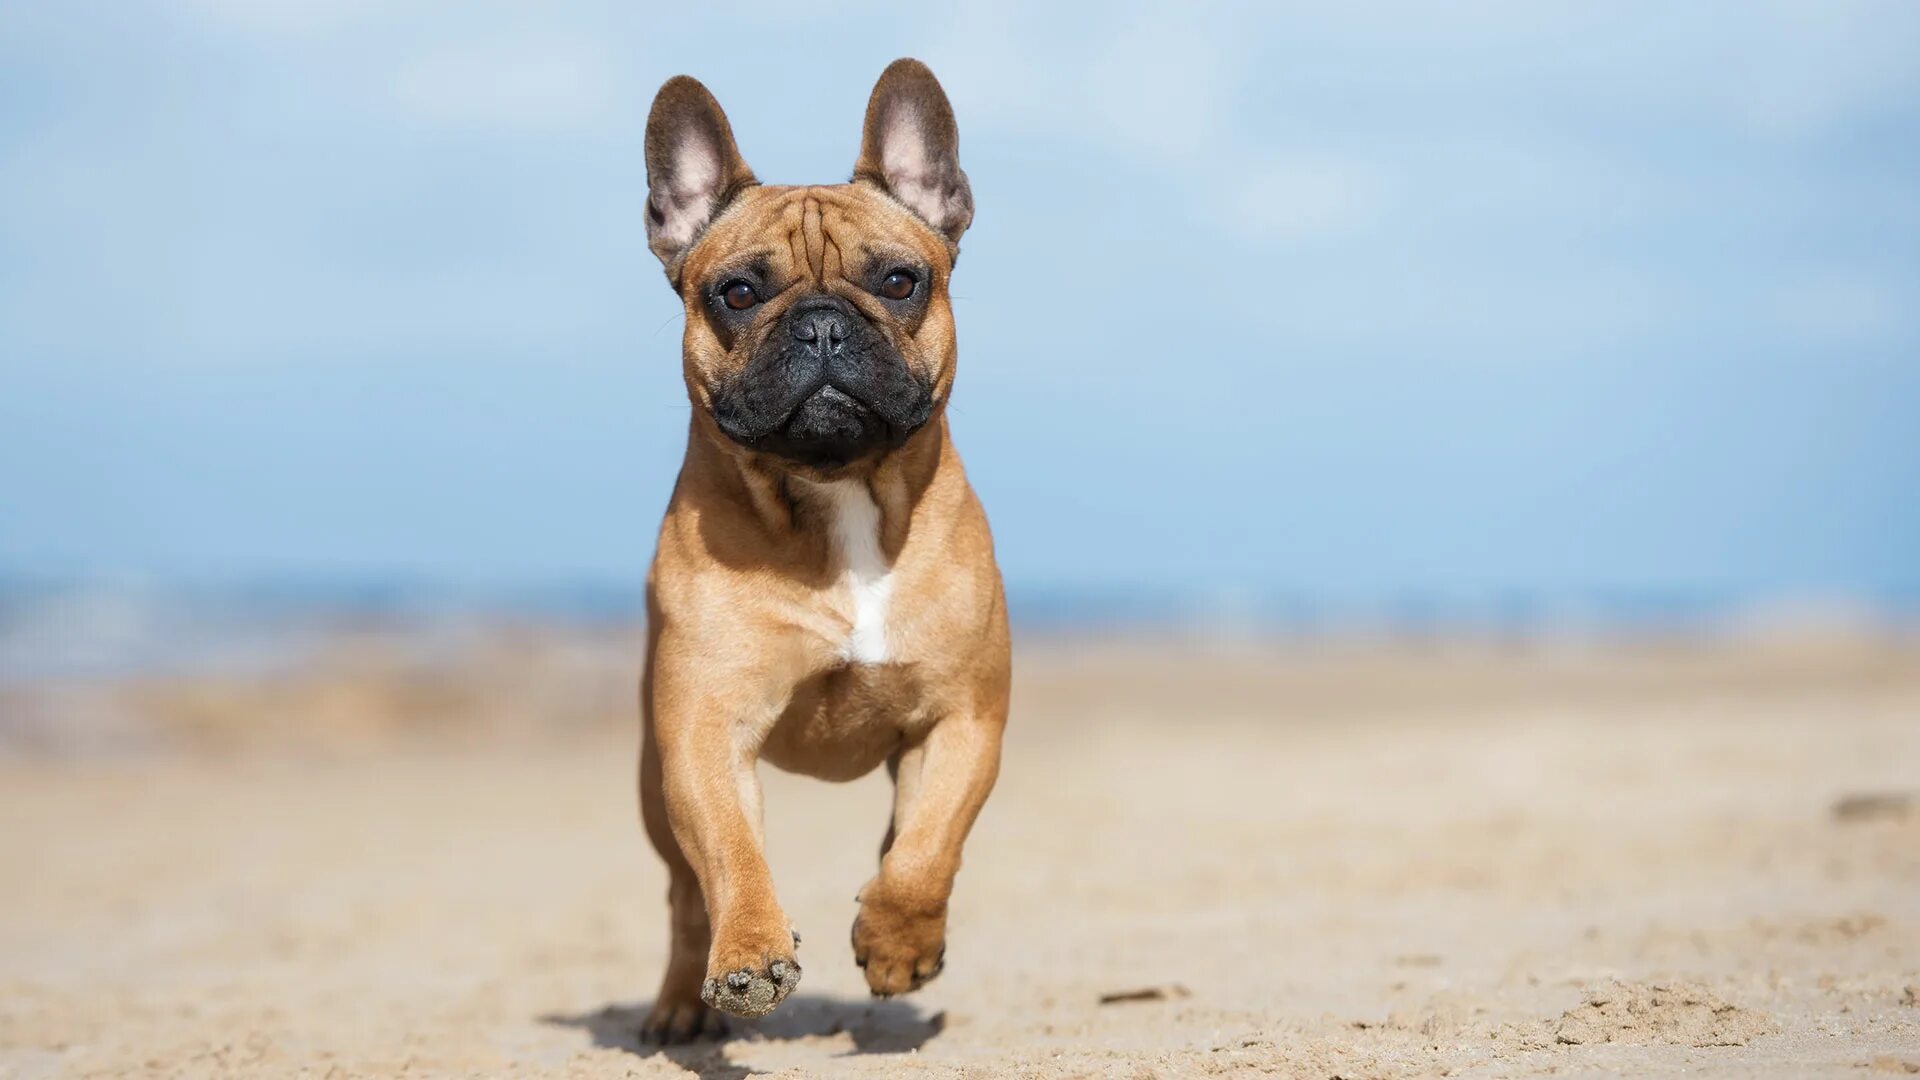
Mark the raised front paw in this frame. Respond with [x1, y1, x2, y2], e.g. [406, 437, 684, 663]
[851, 880, 947, 997]
[701, 923, 801, 1018]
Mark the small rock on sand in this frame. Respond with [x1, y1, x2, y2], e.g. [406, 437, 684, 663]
[1832, 791, 1914, 823]
[1098, 985, 1191, 1005]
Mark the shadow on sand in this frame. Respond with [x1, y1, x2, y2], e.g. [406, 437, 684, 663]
[541, 994, 946, 1079]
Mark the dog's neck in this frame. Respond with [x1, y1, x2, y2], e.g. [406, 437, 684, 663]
[682, 410, 950, 562]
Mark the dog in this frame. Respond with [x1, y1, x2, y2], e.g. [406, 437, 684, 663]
[634, 59, 1010, 1043]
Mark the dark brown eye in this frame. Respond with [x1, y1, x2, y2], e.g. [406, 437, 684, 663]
[878, 270, 917, 301]
[722, 281, 757, 310]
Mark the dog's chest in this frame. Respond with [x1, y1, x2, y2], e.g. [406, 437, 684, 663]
[809, 478, 895, 665]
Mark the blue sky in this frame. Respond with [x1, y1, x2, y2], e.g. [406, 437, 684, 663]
[3, 2, 1918, 609]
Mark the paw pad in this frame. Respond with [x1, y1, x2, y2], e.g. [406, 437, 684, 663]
[701, 958, 801, 1018]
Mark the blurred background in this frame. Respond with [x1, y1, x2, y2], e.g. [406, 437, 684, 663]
[6, 1, 1919, 645]
[4, 6, 1920, 1077]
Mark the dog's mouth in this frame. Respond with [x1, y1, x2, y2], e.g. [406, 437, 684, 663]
[714, 378, 925, 470]
[782, 383, 877, 443]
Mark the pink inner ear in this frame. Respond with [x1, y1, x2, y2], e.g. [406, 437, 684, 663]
[652, 136, 722, 249]
[882, 112, 929, 183]
[673, 136, 721, 196]
[880, 112, 954, 232]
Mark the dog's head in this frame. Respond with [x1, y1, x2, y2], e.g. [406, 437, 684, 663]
[644, 59, 973, 474]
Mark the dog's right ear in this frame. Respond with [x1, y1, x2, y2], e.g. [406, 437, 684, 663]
[645, 76, 756, 278]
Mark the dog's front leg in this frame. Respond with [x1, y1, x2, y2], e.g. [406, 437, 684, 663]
[854, 703, 1005, 996]
[652, 671, 799, 1019]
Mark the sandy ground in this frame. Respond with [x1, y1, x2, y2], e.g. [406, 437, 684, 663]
[3, 634, 1919, 1078]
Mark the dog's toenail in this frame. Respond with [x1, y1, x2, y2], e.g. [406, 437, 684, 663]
[726, 970, 751, 991]
[791, 929, 803, 945]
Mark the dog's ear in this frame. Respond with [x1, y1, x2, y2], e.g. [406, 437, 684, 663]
[645, 75, 756, 276]
[853, 58, 973, 248]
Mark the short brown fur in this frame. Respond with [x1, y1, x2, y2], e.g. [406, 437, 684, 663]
[634, 60, 1009, 1043]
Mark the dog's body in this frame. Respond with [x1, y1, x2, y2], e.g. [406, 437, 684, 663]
[635, 61, 1009, 1043]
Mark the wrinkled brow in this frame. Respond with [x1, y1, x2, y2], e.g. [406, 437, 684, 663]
[848, 242, 926, 282]
[700, 253, 778, 289]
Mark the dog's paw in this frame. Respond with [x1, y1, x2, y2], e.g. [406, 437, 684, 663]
[700, 956, 799, 1018]
[851, 882, 947, 997]
[639, 995, 727, 1045]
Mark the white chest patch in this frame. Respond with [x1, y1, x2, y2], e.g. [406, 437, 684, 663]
[814, 478, 894, 664]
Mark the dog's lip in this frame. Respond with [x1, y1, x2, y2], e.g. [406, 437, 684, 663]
[800, 383, 869, 412]
[773, 381, 877, 429]
[714, 374, 938, 453]
[716, 380, 879, 445]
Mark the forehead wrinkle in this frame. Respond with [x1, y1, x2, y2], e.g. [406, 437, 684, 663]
[770, 195, 800, 276]
[693, 185, 941, 292]
[825, 231, 846, 282]
[819, 203, 848, 282]
[800, 196, 827, 282]
[820, 206, 904, 286]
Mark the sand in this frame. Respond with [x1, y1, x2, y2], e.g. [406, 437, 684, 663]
[2, 633, 1918, 1077]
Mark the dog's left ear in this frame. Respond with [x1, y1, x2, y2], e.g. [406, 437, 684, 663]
[853, 59, 974, 248]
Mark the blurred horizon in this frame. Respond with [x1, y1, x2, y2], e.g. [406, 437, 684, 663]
[4, 2, 1919, 637]
[5, 571, 1916, 685]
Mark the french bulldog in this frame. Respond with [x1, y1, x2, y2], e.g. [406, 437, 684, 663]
[634, 58, 1010, 1043]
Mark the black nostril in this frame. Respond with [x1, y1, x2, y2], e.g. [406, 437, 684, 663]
[792, 312, 850, 347]
[787, 298, 855, 347]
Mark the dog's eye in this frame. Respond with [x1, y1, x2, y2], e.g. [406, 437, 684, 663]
[721, 281, 758, 311]
[878, 270, 917, 301]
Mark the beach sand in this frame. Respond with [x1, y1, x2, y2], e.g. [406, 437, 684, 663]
[3, 633, 1917, 1077]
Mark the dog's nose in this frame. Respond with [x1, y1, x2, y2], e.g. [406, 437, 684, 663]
[787, 298, 853, 348]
